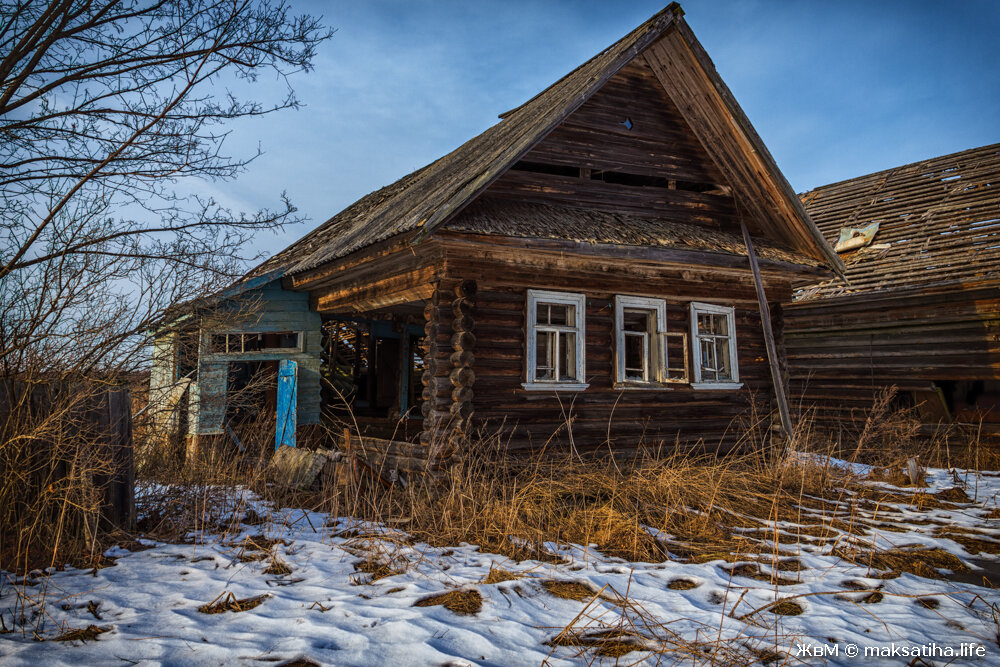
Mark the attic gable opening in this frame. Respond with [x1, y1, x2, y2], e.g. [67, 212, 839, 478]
[510, 160, 727, 195]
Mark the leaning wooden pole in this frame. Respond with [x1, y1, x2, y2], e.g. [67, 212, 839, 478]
[739, 220, 795, 444]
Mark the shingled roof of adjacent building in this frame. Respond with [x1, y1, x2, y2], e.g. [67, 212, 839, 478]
[794, 143, 1000, 301]
[248, 3, 841, 283]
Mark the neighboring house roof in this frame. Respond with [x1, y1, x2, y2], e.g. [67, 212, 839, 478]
[794, 143, 1000, 301]
[248, 3, 842, 284]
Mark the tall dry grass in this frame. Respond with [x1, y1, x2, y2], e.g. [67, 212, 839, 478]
[129, 381, 997, 567]
[0, 380, 130, 574]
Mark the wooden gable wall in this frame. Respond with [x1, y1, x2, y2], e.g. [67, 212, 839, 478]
[485, 60, 737, 230]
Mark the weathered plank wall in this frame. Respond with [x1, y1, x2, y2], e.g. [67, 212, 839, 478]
[197, 280, 322, 436]
[488, 60, 737, 228]
[786, 143, 1000, 436]
[786, 282, 1000, 431]
[0, 382, 134, 530]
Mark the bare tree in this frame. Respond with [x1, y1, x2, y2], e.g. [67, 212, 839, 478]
[0, 0, 333, 377]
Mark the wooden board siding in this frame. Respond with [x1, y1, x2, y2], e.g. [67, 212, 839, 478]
[196, 280, 322, 435]
[520, 60, 723, 184]
[487, 59, 737, 227]
[785, 282, 1000, 431]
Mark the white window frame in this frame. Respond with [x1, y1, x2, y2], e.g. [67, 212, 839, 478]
[689, 302, 742, 390]
[523, 289, 588, 391]
[614, 295, 667, 387]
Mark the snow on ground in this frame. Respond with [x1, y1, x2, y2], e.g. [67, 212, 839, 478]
[2, 463, 1000, 666]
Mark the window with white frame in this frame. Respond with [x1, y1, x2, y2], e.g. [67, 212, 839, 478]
[524, 290, 587, 390]
[689, 302, 741, 389]
[614, 296, 666, 385]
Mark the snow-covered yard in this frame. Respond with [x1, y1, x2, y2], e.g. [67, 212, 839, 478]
[2, 460, 999, 666]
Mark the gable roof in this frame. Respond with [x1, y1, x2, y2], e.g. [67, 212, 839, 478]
[249, 3, 841, 282]
[794, 143, 1000, 301]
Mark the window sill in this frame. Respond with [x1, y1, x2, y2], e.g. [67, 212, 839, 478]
[691, 382, 744, 391]
[521, 382, 589, 392]
[613, 382, 676, 391]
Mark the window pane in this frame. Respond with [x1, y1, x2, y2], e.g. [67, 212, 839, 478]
[715, 338, 732, 382]
[624, 331, 646, 381]
[211, 334, 228, 353]
[227, 334, 242, 353]
[278, 332, 299, 348]
[623, 309, 650, 333]
[537, 302, 572, 326]
[698, 312, 728, 336]
[535, 330, 555, 380]
[700, 338, 718, 382]
[243, 333, 263, 352]
[558, 331, 577, 381]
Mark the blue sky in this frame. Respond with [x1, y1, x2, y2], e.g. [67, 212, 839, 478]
[214, 0, 1000, 259]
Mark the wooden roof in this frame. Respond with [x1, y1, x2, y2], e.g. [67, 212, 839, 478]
[447, 197, 825, 270]
[250, 3, 841, 283]
[794, 143, 1000, 301]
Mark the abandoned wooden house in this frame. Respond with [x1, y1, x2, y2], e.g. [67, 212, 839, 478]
[150, 3, 844, 472]
[785, 143, 1000, 440]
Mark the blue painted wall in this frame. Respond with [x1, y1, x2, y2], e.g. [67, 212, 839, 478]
[195, 280, 322, 436]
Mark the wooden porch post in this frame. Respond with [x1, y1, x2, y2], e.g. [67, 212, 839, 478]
[740, 220, 795, 444]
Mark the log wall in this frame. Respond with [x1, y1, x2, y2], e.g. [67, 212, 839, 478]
[469, 276, 784, 455]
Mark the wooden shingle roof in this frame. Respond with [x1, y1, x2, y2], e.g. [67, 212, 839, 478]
[795, 143, 1000, 300]
[250, 3, 841, 283]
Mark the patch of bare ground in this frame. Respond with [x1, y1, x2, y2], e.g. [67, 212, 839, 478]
[667, 578, 700, 590]
[413, 589, 482, 615]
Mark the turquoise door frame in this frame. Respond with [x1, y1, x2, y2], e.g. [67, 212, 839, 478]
[276, 359, 297, 449]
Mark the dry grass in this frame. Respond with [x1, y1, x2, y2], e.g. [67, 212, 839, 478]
[545, 629, 644, 658]
[198, 592, 267, 614]
[722, 563, 799, 586]
[413, 589, 482, 614]
[52, 624, 107, 642]
[542, 580, 599, 602]
[933, 528, 1000, 555]
[263, 558, 292, 575]
[834, 543, 969, 578]
[481, 565, 521, 585]
[769, 599, 804, 616]
[353, 558, 403, 583]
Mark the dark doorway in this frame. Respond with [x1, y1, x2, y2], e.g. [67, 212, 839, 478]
[226, 361, 278, 447]
[321, 317, 425, 438]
